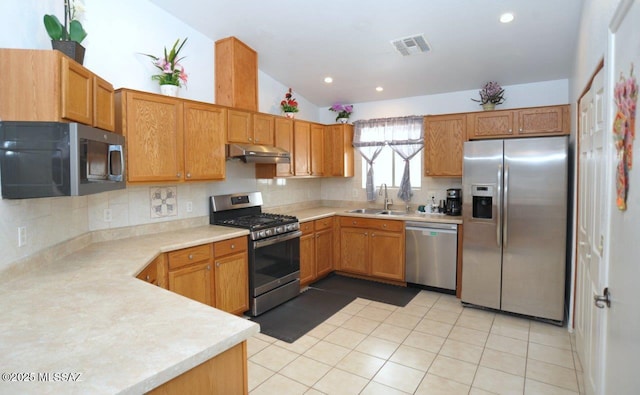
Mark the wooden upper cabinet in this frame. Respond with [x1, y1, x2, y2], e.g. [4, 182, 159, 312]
[324, 124, 354, 177]
[116, 89, 227, 183]
[294, 120, 311, 176]
[424, 114, 465, 177]
[61, 57, 93, 125]
[183, 102, 226, 181]
[93, 74, 116, 131]
[517, 105, 569, 136]
[253, 113, 275, 146]
[467, 110, 514, 139]
[116, 90, 184, 182]
[310, 123, 325, 176]
[274, 117, 295, 176]
[215, 36, 258, 111]
[0, 49, 115, 131]
[467, 105, 569, 140]
[227, 109, 253, 144]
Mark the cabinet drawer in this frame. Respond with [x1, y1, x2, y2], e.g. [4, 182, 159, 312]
[369, 219, 404, 232]
[300, 221, 314, 234]
[315, 217, 333, 230]
[168, 244, 212, 270]
[215, 236, 248, 257]
[339, 217, 403, 232]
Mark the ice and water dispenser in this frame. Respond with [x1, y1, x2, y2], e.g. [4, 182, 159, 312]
[471, 185, 494, 219]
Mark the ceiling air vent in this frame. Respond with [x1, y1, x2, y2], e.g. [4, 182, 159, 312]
[391, 34, 431, 56]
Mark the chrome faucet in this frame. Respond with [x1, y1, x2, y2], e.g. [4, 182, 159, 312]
[379, 183, 393, 210]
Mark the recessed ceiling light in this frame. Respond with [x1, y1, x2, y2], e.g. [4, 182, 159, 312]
[376, 86, 384, 92]
[500, 13, 514, 23]
[324, 77, 333, 83]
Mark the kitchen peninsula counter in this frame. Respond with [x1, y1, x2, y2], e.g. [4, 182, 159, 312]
[0, 225, 258, 395]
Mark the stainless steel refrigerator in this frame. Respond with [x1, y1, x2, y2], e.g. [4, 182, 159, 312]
[461, 136, 568, 322]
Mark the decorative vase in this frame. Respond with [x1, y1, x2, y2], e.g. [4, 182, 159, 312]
[337, 117, 349, 124]
[51, 40, 85, 65]
[482, 103, 496, 111]
[284, 112, 295, 119]
[160, 84, 180, 97]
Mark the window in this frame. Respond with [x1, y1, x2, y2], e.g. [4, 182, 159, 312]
[361, 147, 422, 189]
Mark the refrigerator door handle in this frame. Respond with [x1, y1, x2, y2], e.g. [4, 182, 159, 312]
[497, 164, 502, 247]
[503, 165, 509, 247]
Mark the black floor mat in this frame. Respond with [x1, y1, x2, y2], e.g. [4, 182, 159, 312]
[250, 288, 355, 343]
[310, 273, 420, 307]
[250, 274, 420, 343]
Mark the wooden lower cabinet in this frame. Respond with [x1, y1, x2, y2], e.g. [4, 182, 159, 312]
[167, 244, 214, 306]
[138, 238, 248, 315]
[299, 218, 334, 286]
[148, 341, 248, 395]
[338, 217, 405, 282]
[369, 231, 405, 281]
[213, 237, 249, 315]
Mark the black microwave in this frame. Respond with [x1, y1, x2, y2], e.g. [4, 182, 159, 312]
[0, 121, 125, 199]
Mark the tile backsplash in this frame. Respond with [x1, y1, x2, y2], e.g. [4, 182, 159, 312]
[0, 157, 461, 271]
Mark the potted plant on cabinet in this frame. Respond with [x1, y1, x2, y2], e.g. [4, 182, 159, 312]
[471, 81, 506, 110]
[43, 0, 88, 64]
[280, 88, 299, 118]
[329, 103, 354, 123]
[142, 38, 189, 97]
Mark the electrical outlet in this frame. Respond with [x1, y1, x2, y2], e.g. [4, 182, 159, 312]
[186, 201, 193, 213]
[103, 208, 112, 222]
[18, 226, 27, 247]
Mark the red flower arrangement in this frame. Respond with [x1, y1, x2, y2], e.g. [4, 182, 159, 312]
[280, 88, 299, 113]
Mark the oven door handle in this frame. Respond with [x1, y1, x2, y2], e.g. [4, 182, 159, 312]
[253, 230, 302, 249]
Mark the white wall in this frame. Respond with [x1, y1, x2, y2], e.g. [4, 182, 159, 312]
[317, 79, 569, 124]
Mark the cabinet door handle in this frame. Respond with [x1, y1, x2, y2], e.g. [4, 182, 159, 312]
[188, 254, 193, 260]
[519, 128, 523, 132]
[186, 172, 191, 178]
[207, 265, 211, 270]
[383, 224, 387, 228]
[248, 137, 253, 141]
[364, 232, 368, 236]
[177, 172, 182, 178]
[508, 129, 512, 134]
[230, 244, 235, 249]
[216, 262, 221, 267]
[145, 275, 150, 281]
[352, 221, 357, 225]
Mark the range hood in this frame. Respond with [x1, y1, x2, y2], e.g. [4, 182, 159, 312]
[226, 143, 291, 164]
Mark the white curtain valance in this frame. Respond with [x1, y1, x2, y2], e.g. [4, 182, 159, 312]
[353, 116, 424, 202]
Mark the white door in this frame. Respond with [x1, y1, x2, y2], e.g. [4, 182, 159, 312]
[575, 65, 607, 395]
[604, 0, 640, 392]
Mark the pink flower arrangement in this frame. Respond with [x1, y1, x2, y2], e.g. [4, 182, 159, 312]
[472, 81, 505, 105]
[329, 103, 353, 121]
[143, 38, 188, 87]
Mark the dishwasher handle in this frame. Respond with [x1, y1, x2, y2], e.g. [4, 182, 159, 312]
[405, 222, 457, 232]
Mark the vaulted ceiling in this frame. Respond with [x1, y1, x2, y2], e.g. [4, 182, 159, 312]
[149, 0, 583, 107]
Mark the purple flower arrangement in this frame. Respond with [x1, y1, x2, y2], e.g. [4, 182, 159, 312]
[329, 104, 354, 121]
[472, 81, 505, 105]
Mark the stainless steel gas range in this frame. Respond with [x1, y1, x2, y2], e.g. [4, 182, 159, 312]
[210, 192, 301, 316]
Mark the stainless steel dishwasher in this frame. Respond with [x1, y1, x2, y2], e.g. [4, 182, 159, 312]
[405, 221, 458, 292]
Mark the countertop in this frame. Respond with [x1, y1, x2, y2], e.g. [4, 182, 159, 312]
[0, 225, 259, 395]
[291, 207, 463, 225]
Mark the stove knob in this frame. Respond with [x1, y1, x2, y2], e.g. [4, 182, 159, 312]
[276, 226, 284, 234]
[265, 229, 272, 237]
[258, 230, 266, 238]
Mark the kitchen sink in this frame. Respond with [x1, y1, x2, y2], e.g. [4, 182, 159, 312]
[378, 210, 407, 216]
[346, 208, 407, 216]
[346, 208, 384, 214]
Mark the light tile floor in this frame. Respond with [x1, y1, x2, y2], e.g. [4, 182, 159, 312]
[247, 290, 585, 395]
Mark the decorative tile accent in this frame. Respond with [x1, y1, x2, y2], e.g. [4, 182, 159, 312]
[149, 186, 177, 218]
